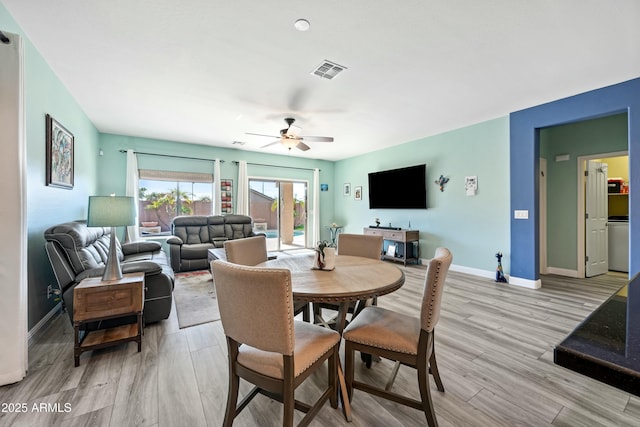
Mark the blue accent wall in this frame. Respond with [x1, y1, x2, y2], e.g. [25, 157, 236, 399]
[510, 78, 640, 280]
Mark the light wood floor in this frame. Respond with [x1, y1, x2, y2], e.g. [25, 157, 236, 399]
[2, 267, 638, 426]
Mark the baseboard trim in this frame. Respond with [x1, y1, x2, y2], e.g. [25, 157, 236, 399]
[448, 263, 497, 280]
[421, 259, 540, 289]
[509, 276, 542, 289]
[28, 303, 62, 346]
[546, 267, 579, 278]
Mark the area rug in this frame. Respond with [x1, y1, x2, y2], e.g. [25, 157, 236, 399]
[173, 270, 220, 329]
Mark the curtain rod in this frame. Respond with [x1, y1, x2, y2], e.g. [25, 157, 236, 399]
[119, 150, 224, 163]
[232, 160, 320, 172]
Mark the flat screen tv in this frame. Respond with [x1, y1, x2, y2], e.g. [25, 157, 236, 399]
[368, 164, 427, 209]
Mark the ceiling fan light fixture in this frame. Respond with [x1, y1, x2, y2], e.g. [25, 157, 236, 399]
[294, 19, 310, 31]
[281, 138, 299, 150]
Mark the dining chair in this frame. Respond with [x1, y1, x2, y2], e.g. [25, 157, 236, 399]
[336, 233, 384, 260]
[342, 247, 452, 427]
[211, 260, 341, 427]
[224, 236, 310, 322]
[223, 235, 269, 267]
[313, 233, 383, 326]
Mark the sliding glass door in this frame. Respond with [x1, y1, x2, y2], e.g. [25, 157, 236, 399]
[249, 179, 308, 251]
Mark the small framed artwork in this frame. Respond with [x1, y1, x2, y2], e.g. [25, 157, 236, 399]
[220, 179, 233, 214]
[354, 186, 362, 201]
[320, 183, 329, 192]
[46, 114, 74, 189]
[343, 183, 351, 196]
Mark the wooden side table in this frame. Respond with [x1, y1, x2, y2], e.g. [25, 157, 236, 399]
[73, 272, 145, 367]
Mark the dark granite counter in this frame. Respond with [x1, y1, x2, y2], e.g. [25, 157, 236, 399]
[554, 275, 640, 395]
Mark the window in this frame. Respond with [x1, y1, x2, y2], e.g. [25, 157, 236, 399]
[138, 169, 213, 236]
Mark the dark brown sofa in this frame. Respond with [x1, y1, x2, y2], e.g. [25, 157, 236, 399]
[167, 214, 264, 272]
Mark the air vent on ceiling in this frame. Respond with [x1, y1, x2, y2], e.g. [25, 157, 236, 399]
[311, 60, 347, 80]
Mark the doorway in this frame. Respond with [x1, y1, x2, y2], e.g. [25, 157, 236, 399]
[248, 178, 308, 252]
[577, 153, 629, 278]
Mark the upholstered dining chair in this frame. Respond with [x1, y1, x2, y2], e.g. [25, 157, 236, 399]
[224, 236, 310, 322]
[313, 233, 383, 326]
[342, 247, 452, 426]
[336, 233, 384, 260]
[211, 260, 341, 427]
[223, 235, 269, 267]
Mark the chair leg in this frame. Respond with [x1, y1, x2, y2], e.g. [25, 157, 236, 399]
[385, 361, 402, 391]
[328, 346, 338, 408]
[223, 371, 239, 427]
[429, 348, 445, 393]
[417, 360, 438, 427]
[344, 342, 355, 401]
[302, 303, 311, 322]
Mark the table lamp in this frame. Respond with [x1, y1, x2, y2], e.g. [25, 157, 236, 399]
[87, 195, 136, 281]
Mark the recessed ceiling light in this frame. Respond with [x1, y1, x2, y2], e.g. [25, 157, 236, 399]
[294, 19, 310, 32]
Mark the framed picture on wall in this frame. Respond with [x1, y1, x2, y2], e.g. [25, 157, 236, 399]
[354, 186, 362, 201]
[220, 179, 233, 214]
[45, 114, 74, 189]
[343, 183, 351, 196]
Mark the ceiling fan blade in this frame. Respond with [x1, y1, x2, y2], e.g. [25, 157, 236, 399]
[301, 136, 334, 142]
[260, 140, 281, 148]
[296, 141, 311, 151]
[246, 132, 279, 138]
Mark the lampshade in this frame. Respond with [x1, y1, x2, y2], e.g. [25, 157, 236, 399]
[87, 196, 136, 227]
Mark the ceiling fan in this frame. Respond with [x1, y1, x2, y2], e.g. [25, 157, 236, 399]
[245, 118, 334, 151]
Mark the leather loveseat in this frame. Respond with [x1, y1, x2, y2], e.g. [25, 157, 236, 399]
[167, 214, 263, 272]
[44, 221, 174, 324]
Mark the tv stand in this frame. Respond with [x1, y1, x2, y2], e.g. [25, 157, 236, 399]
[363, 227, 419, 266]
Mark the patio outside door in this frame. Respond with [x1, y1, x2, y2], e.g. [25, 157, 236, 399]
[248, 179, 308, 251]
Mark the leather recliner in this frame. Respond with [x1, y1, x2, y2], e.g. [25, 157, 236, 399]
[44, 221, 174, 324]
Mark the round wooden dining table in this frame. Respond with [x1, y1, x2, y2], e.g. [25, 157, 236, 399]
[257, 254, 405, 330]
[257, 253, 405, 421]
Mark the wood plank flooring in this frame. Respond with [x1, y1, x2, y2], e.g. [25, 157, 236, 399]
[1, 267, 637, 426]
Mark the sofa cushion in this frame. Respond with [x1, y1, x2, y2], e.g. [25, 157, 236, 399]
[225, 222, 254, 240]
[44, 221, 124, 274]
[181, 242, 215, 260]
[207, 215, 226, 241]
[172, 216, 210, 244]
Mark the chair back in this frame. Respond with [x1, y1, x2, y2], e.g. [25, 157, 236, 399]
[337, 233, 383, 260]
[224, 235, 268, 266]
[420, 247, 453, 332]
[212, 260, 295, 355]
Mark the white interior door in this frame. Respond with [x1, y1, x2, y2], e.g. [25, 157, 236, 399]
[585, 160, 608, 277]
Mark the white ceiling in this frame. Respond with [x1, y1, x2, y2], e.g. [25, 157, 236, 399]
[3, 0, 639, 161]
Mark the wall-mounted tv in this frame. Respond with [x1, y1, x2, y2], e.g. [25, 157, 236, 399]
[368, 164, 427, 209]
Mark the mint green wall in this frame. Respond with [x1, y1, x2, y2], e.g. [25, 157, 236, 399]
[334, 117, 510, 273]
[97, 134, 335, 241]
[1, 4, 101, 329]
[540, 113, 628, 271]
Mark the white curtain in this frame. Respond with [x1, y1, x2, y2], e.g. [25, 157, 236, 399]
[0, 31, 27, 385]
[311, 168, 320, 247]
[236, 160, 249, 215]
[214, 159, 221, 215]
[125, 150, 140, 241]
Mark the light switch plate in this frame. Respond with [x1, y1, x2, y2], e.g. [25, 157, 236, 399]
[514, 210, 529, 219]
